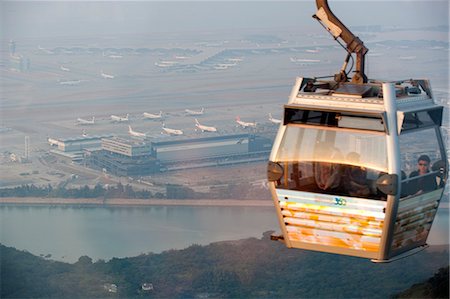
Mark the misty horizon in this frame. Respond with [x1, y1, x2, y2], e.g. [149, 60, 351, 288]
[1, 1, 448, 41]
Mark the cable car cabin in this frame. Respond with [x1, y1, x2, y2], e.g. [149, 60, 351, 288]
[268, 77, 448, 262]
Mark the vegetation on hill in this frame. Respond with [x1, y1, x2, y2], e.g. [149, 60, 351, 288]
[0, 183, 157, 199]
[394, 266, 449, 299]
[1, 233, 448, 298]
[0, 181, 269, 200]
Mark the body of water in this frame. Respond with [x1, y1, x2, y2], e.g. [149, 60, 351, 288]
[1, 204, 448, 263]
[0, 205, 278, 262]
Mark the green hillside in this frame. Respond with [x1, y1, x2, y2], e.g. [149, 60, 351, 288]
[1, 233, 448, 298]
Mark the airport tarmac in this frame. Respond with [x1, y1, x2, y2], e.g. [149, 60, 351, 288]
[1, 27, 448, 192]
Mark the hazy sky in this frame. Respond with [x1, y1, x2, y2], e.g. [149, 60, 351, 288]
[1, 1, 449, 40]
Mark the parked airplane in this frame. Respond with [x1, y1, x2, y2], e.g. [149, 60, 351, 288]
[268, 113, 282, 124]
[290, 57, 321, 64]
[195, 119, 217, 132]
[217, 63, 236, 68]
[143, 111, 162, 119]
[76, 116, 95, 125]
[155, 60, 178, 68]
[59, 80, 81, 86]
[305, 49, 319, 53]
[101, 71, 115, 79]
[60, 65, 71, 72]
[228, 58, 243, 62]
[102, 51, 122, 59]
[185, 108, 204, 116]
[38, 45, 54, 54]
[236, 116, 257, 128]
[214, 65, 229, 70]
[399, 56, 416, 61]
[128, 125, 146, 138]
[162, 123, 183, 135]
[111, 114, 129, 122]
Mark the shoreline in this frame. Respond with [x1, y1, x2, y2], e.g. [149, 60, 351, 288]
[0, 197, 274, 207]
[1, 197, 448, 209]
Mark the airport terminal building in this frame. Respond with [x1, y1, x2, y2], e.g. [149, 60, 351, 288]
[87, 137, 159, 176]
[151, 133, 273, 171]
[152, 134, 250, 163]
[48, 134, 114, 161]
[81, 133, 273, 176]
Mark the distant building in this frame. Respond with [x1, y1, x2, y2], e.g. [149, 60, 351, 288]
[151, 134, 250, 163]
[49, 134, 113, 152]
[141, 283, 154, 291]
[103, 283, 117, 293]
[87, 150, 159, 176]
[85, 133, 274, 176]
[48, 134, 113, 161]
[151, 133, 273, 171]
[102, 137, 150, 157]
[87, 137, 158, 176]
[9, 40, 16, 57]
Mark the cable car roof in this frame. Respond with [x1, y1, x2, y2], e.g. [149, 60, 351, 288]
[290, 78, 438, 114]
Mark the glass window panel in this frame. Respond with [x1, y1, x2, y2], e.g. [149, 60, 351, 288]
[273, 125, 388, 199]
[399, 127, 444, 197]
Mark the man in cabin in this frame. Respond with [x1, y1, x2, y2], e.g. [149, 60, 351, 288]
[408, 155, 437, 195]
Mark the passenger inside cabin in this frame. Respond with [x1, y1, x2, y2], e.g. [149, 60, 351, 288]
[314, 161, 342, 191]
[314, 147, 343, 192]
[408, 155, 437, 195]
[342, 152, 370, 197]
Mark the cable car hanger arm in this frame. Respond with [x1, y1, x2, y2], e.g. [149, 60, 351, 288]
[313, 0, 368, 84]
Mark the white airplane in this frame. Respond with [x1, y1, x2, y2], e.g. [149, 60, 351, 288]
[109, 54, 123, 59]
[76, 116, 95, 125]
[143, 111, 162, 119]
[128, 125, 146, 138]
[305, 49, 319, 53]
[236, 116, 257, 128]
[399, 56, 416, 61]
[217, 63, 236, 68]
[159, 60, 177, 65]
[59, 80, 81, 86]
[111, 114, 129, 122]
[185, 108, 204, 116]
[214, 65, 229, 70]
[154, 62, 173, 68]
[268, 113, 282, 124]
[38, 46, 54, 54]
[101, 71, 115, 79]
[228, 58, 243, 62]
[155, 60, 178, 68]
[195, 118, 217, 132]
[60, 65, 71, 72]
[290, 57, 321, 63]
[162, 123, 183, 135]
